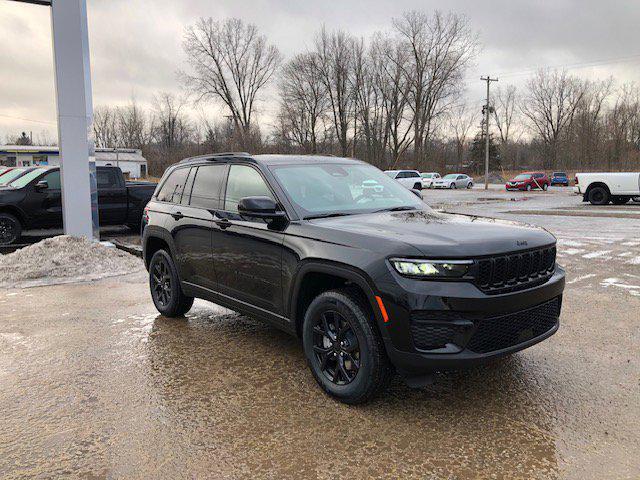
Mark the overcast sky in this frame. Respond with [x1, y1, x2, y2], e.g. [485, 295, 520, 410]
[1, 0, 639, 142]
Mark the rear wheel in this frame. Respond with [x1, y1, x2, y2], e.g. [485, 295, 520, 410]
[0, 213, 21, 245]
[543, 183, 548, 191]
[588, 186, 610, 205]
[302, 290, 392, 404]
[149, 249, 194, 317]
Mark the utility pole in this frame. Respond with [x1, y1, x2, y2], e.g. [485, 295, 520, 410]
[481, 76, 498, 190]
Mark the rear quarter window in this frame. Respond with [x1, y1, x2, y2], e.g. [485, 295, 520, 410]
[156, 167, 189, 203]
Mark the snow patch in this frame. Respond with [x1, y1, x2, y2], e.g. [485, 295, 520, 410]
[583, 250, 612, 259]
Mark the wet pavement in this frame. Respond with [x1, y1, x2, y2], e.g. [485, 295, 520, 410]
[1, 187, 640, 479]
[1, 275, 639, 478]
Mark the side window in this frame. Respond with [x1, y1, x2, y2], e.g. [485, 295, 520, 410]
[409, 172, 420, 178]
[224, 165, 273, 213]
[458, 175, 464, 180]
[396, 172, 407, 179]
[190, 164, 227, 209]
[156, 167, 189, 203]
[41, 170, 61, 189]
[181, 167, 196, 205]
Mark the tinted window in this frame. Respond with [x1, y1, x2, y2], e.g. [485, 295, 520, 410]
[407, 171, 420, 178]
[156, 167, 189, 203]
[41, 170, 61, 189]
[224, 165, 272, 213]
[190, 164, 227, 210]
[96, 169, 119, 188]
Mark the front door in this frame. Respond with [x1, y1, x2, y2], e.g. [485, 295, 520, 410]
[211, 164, 285, 315]
[30, 170, 63, 228]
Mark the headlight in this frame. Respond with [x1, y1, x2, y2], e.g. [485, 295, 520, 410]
[390, 258, 472, 278]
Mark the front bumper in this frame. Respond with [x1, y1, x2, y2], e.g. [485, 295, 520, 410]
[377, 266, 565, 375]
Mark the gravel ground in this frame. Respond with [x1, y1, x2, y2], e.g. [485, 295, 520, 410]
[0, 235, 143, 288]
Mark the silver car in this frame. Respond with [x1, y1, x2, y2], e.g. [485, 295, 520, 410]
[433, 173, 474, 189]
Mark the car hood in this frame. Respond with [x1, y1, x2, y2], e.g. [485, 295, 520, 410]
[309, 209, 555, 257]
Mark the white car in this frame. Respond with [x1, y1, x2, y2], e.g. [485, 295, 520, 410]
[420, 172, 441, 188]
[384, 170, 423, 190]
[433, 174, 474, 189]
[574, 172, 640, 205]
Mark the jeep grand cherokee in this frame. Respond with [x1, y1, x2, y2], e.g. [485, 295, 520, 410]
[142, 153, 565, 404]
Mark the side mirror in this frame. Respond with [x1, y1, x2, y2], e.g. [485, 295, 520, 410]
[35, 180, 48, 191]
[410, 189, 423, 199]
[238, 196, 287, 220]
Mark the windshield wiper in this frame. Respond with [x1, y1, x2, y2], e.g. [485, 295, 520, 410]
[373, 206, 418, 213]
[304, 212, 355, 220]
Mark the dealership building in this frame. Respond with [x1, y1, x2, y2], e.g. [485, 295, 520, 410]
[0, 145, 148, 179]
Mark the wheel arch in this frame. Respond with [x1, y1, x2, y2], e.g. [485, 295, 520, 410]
[583, 181, 611, 198]
[142, 227, 176, 270]
[0, 205, 27, 228]
[289, 260, 386, 339]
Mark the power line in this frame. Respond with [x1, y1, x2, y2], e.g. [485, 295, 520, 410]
[0, 113, 56, 125]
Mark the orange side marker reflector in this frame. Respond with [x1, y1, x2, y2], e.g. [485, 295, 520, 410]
[375, 296, 390, 323]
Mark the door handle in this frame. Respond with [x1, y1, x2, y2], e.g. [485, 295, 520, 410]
[214, 218, 232, 230]
[171, 211, 184, 220]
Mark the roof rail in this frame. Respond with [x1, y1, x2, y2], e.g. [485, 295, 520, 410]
[179, 152, 251, 163]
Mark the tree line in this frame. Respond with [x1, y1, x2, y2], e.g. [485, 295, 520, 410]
[87, 12, 640, 177]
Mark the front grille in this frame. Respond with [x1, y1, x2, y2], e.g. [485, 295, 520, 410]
[476, 246, 556, 295]
[466, 297, 560, 354]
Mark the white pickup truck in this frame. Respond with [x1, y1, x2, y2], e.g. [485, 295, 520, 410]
[574, 172, 640, 205]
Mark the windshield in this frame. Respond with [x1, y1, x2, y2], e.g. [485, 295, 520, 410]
[443, 174, 458, 179]
[514, 174, 532, 181]
[271, 163, 426, 218]
[0, 168, 30, 186]
[8, 169, 46, 188]
[421, 173, 433, 178]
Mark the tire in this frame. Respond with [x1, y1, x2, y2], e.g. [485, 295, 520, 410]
[149, 249, 194, 317]
[543, 183, 548, 191]
[526, 184, 532, 191]
[612, 196, 630, 205]
[467, 182, 473, 189]
[588, 186, 610, 205]
[0, 213, 22, 245]
[450, 183, 456, 189]
[413, 182, 422, 190]
[302, 289, 392, 404]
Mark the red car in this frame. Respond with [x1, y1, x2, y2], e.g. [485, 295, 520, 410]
[506, 172, 550, 191]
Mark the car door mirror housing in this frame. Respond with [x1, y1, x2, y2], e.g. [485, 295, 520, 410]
[238, 196, 287, 220]
[35, 180, 48, 191]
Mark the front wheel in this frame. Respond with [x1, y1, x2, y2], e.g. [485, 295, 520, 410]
[467, 182, 473, 189]
[450, 183, 456, 189]
[543, 183, 548, 191]
[302, 290, 392, 404]
[0, 213, 22, 245]
[149, 249, 194, 317]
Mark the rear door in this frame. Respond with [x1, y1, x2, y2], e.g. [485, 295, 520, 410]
[96, 167, 127, 225]
[171, 163, 227, 291]
[211, 163, 285, 315]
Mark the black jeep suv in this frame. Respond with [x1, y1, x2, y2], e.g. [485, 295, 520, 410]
[142, 153, 565, 403]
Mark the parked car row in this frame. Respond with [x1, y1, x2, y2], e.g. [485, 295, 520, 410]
[505, 171, 572, 191]
[385, 170, 474, 190]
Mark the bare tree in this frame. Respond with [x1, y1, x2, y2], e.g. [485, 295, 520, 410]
[182, 17, 281, 147]
[151, 93, 193, 149]
[521, 70, 588, 170]
[447, 103, 477, 171]
[491, 85, 521, 168]
[314, 27, 356, 157]
[93, 106, 119, 147]
[393, 11, 479, 169]
[117, 98, 151, 149]
[278, 52, 329, 153]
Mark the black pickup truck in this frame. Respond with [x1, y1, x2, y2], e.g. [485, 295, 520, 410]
[0, 166, 156, 245]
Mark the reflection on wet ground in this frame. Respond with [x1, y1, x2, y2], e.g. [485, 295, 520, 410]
[1, 273, 639, 479]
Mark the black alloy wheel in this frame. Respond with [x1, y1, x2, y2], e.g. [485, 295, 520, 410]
[312, 310, 361, 385]
[588, 186, 610, 205]
[151, 256, 172, 308]
[0, 213, 21, 245]
[302, 290, 392, 404]
[148, 249, 194, 317]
